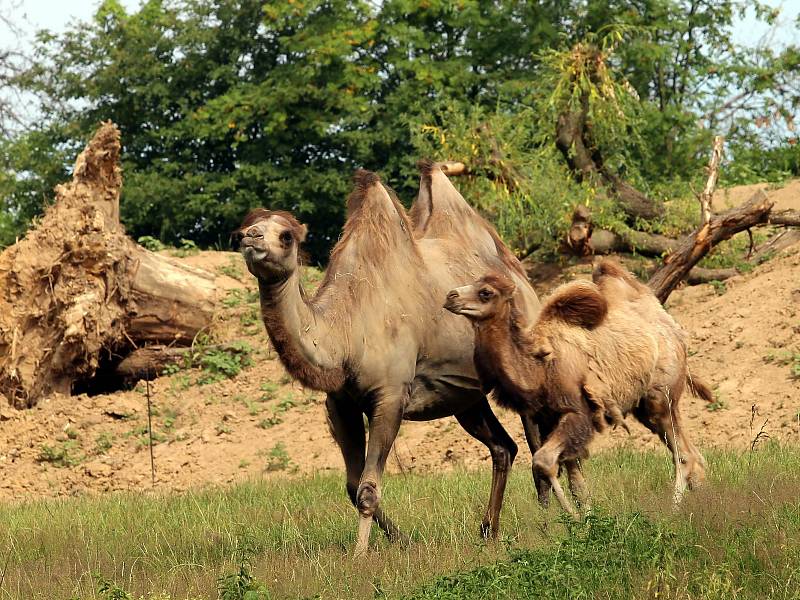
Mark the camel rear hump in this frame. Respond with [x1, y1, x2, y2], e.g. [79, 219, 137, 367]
[592, 257, 651, 301]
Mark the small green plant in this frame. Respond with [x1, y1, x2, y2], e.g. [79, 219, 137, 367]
[707, 391, 727, 412]
[259, 382, 279, 400]
[275, 394, 296, 414]
[216, 422, 232, 436]
[238, 459, 251, 469]
[222, 289, 245, 308]
[37, 441, 83, 467]
[258, 415, 282, 429]
[763, 349, 800, 379]
[217, 258, 244, 280]
[216, 549, 270, 600]
[94, 432, 113, 455]
[95, 574, 132, 600]
[137, 236, 166, 252]
[709, 279, 726, 295]
[170, 238, 199, 257]
[64, 426, 80, 440]
[240, 307, 261, 329]
[162, 361, 184, 376]
[263, 442, 293, 472]
[196, 343, 253, 385]
[243, 399, 262, 416]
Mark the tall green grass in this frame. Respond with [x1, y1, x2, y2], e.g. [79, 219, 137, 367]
[1, 444, 798, 599]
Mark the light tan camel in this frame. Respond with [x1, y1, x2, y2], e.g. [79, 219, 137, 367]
[444, 258, 711, 516]
[235, 164, 541, 554]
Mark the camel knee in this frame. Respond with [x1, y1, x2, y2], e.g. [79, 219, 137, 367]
[356, 481, 380, 517]
[533, 448, 559, 480]
[684, 451, 707, 489]
[491, 439, 517, 473]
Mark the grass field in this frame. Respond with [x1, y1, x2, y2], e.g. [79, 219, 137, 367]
[1, 444, 799, 599]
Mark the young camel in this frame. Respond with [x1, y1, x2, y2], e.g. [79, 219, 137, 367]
[444, 259, 711, 516]
[234, 166, 543, 555]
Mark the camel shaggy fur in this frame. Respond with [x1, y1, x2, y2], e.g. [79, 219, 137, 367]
[444, 258, 711, 516]
[235, 165, 542, 554]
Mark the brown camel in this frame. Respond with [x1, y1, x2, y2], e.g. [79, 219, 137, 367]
[444, 258, 711, 516]
[234, 164, 541, 554]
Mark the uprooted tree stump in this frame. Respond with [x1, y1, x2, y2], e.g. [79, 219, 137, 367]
[0, 122, 219, 408]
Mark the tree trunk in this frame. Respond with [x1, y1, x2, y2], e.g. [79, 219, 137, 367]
[0, 122, 218, 408]
[555, 96, 664, 222]
[647, 191, 774, 303]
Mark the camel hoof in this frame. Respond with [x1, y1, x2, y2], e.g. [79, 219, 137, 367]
[479, 520, 496, 540]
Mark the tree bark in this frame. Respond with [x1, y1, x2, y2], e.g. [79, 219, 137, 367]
[555, 94, 665, 222]
[0, 122, 218, 407]
[769, 209, 800, 227]
[115, 343, 248, 382]
[647, 191, 774, 303]
[685, 267, 738, 285]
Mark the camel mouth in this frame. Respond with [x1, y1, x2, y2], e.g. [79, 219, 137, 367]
[443, 300, 481, 318]
[241, 243, 273, 264]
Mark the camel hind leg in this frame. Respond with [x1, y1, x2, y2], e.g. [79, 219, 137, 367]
[455, 398, 518, 539]
[633, 387, 706, 504]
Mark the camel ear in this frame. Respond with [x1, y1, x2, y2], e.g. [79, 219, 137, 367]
[542, 281, 607, 329]
[296, 223, 308, 243]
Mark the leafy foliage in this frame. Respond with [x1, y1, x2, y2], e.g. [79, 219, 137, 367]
[0, 0, 798, 260]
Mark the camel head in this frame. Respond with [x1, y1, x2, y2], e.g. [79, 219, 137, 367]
[233, 209, 308, 283]
[444, 272, 516, 321]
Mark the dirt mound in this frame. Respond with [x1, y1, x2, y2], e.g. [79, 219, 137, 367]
[1, 196, 799, 501]
[714, 178, 800, 213]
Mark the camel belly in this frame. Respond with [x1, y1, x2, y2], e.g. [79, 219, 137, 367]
[404, 373, 483, 420]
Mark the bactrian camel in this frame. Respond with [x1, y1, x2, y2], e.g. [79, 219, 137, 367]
[235, 163, 542, 554]
[444, 258, 711, 517]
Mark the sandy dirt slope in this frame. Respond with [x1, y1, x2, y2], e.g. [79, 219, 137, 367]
[1, 188, 799, 501]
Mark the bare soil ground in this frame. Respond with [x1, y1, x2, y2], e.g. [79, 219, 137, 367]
[1, 184, 798, 502]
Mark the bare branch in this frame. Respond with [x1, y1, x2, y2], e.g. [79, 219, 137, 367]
[699, 136, 723, 226]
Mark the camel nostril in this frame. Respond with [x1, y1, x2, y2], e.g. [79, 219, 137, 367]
[446, 291, 459, 301]
[245, 226, 263, 239]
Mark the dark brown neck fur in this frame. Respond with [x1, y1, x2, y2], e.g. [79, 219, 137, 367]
[258, 278, 347, 392]
[472, 299, 541, 413]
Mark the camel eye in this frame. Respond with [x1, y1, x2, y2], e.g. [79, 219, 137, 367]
[478, 288, 494, 302]
[279, 230, 293, 245]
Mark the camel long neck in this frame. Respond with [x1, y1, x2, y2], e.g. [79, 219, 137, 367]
[258, 272, 347, 392]
[474, 306, 530, 391]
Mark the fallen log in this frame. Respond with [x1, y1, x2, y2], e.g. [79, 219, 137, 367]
[685, 267, 739, 285]
[769, 209, 800, 227]
[563, 205, 678, 257]
[0, 122, 219, 407]
[115, 343, 249, 382]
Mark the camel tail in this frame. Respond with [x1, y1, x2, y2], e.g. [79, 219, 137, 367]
[687, 374, 714, 402]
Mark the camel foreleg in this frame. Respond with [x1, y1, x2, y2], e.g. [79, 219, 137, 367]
[354, 388, 405, 556]
[326, 393, 406, 552]
[456, 398, 518, 539]
[532, 411, 594, 519]
[521, 413, 551, 508]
